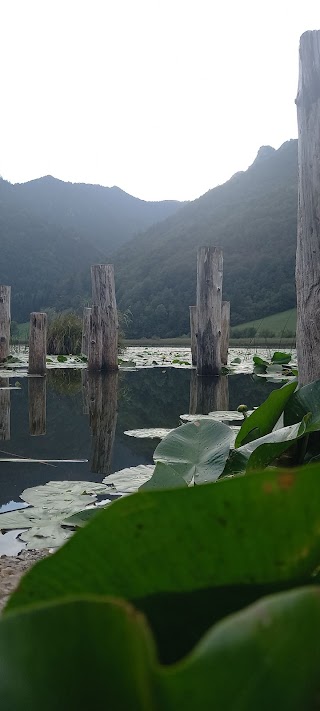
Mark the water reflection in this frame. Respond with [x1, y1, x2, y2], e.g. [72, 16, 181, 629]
[88, 372, 118, 476]
[189, 372, 229, 414]
[0, 366, 282, 506]
[0, 378, 10, 440]
[28, 377, 46, 436]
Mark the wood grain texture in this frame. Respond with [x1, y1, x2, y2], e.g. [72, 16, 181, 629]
[196, 247, 223, 376]
[0, 286, 11, 363]
[221, 301, 230, 366]
[296, 31, 320, 385]
[88, 305, 102, 371]
[91, 264, 118, 371]
[189, 306, 198, 367]
[81, 307, 91, 357]
[28, 313, 47, 375]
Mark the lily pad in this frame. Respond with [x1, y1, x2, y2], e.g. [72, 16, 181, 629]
[103, 465, 155, 493]
[124, 428, 174, 440]
[154, 418, 234, 484]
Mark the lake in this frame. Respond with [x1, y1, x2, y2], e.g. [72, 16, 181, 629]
[0, 346, 296, 551]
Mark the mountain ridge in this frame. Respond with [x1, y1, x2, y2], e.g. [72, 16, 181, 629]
[114, 139, 298, 337]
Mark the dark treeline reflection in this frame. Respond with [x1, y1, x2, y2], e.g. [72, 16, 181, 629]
[0, 367, 281, 505]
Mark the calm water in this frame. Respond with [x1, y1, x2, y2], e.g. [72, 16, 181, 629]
[0, 365, 282, 508]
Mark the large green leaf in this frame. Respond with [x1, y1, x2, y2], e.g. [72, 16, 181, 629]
[235, 380, 297, 447]
[153, 418, 234, 484]
[224, 420, 307, 476]
[140, 462, 189, 491]
[7, 465, 320, 615]
[158, 586, 320, 710]
[1, 589, 320, 709]
[284, 379, 320, 431]
[0, 597, 156, 711]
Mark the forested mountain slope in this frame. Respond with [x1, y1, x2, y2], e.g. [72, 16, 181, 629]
[0, 177, 182, 320]
[115, 141, 298, 338]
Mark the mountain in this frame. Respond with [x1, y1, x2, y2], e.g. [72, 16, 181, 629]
[115, 140, 298, 338]
[0, 177, 183, 321]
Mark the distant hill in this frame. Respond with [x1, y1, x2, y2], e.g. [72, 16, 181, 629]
[231, 308, 297, 338]
[115, 140, 298, 337]
[0, 177, 183, 321]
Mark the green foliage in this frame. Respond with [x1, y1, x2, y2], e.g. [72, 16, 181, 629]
[2, 589, 320, 710]
[6, 376, 320, 705]
[47, 311, 82, 355]
[0, 176, 181, 322]
[115, 141, 298, 337]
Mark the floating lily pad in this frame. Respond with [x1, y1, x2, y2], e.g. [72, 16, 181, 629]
[124, 428, 174, 440]
[103, 465, 155, 493]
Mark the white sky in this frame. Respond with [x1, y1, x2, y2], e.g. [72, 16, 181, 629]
[0, 0, 319, 201]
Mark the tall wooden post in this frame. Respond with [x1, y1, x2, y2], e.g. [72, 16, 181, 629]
[296, 31, 320, 386]
[189, 306, 198, 367]
[196, 247, 223, 376]
[221, 300, 230, 366]
[0, 286, 11, 362]
[81, 307, 91, 357]
[91, 264, 118, 371]
[0, 378, 10, 440]
[28, 313, 47, 375]
[28, 377, 46, 436]
[87, 305, 102, 371]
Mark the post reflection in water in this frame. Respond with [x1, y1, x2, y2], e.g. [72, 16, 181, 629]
[28, 377, 46, 436]
[87, 372, 118, 476]
[0, 378, 10, 440]
[189, 371, 229, 415]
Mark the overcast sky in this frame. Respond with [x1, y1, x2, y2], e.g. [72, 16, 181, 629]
[0, 0, 319, 201]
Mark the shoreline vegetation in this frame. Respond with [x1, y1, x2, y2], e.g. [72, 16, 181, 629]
[124, 337, 296, 348]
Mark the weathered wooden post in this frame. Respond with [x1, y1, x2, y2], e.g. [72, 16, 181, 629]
[296, 31, 320, 385]
[189, 306, 198, 367]
[0, 378, 10, 440]
[91, 264, 118, 371]
[28, 377, 46, 436]
[28, 313, 47, 375]
[87, 305, 102, 371]
[221, 300, 230, 366]
[0, 286, 11, 362]
[81, 307, 91, 357]
[88, 372, 118, 475]
[196, 247, 223, 376]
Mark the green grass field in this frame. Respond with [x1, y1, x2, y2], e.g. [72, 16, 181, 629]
[231, 308, 296, 338]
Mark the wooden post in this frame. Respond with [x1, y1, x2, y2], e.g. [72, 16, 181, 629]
[81, 307, 91, 357]
[91, 264, 118, 371]
[296, 31, 320, 385]
[87, 305, 102, 371]
[189, 306, 198, 367]
[28, 313, 47, 375]
[0, 378, 10, 440]
[196, 247, 223, 376]
[88, 372, 118, 475]
[28, 377, 46, 436]
[0, 286, 11, 362]
[221, 300, 230, 366]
